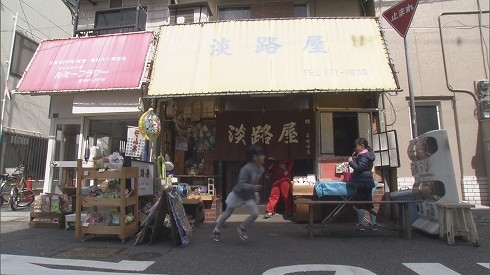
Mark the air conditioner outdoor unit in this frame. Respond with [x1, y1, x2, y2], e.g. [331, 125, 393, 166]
[477, 80, 490, 119]
[477, 80, 490, 97]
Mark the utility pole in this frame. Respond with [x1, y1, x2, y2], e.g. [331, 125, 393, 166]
[382, 0, 420, 138]
[1, 0, 20, 145]
[405, 36, 418, 138]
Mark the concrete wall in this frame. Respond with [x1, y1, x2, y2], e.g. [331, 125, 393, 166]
[375, 0, 489, 205]
[1, 0, 72, 137]
[49, 94, 78, 120]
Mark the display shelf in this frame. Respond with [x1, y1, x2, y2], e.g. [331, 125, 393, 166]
[75, 159, 139, 243]
[79, 169, 138, 180]
[80, 196, 137, 207]
[81, 221, 138, 236]
[174, 175, 221, 178]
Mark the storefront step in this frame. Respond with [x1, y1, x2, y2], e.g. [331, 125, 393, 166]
[233, 205, 266, 215]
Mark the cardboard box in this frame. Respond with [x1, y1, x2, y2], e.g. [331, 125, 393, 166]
[293, 199, 322, 222]
[292, 184, 315, 196]
[183, 197, 203, 204]
[199, 195, 215, 201]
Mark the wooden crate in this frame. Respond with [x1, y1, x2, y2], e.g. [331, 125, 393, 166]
[293, 196, 322, 222]
[29, 212, 64, 229]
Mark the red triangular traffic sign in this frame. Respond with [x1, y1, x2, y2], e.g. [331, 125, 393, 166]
[382, 0, 419, 38]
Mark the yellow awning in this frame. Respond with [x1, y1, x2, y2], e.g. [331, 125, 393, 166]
[148, 18, 400, 97]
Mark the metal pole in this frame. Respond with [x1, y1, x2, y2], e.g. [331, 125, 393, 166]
[73, 0, 81, 37]
[135, 0, 141, 31]
[404, 36, 418, 138]
[1, 3, 19, 146]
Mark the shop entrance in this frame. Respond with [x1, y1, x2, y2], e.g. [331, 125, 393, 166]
[52, 123, 81, 191]
[319, 111, 372, 157]
[87, 119, 138, 155]
[333, 113, 360, 156]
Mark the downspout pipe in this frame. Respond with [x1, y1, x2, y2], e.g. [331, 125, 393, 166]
[438, 10, 489, 201]
[439, 10, 489, 105]
[73, 0, 81, 37]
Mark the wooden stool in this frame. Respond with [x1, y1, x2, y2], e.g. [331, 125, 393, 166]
[183, 199, 205, 227]
[436, 202, 479, 246]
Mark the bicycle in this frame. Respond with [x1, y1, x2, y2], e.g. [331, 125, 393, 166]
[0, 166, 35, 211]
[0, 168, 20, 208]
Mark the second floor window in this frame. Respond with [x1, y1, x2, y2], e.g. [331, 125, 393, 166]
[293, 4, 307, 17]
[95, 7, 147, 31]
[109, 0, 123, 8]
[10, 32, 38, 78]
[218, 7, 251, 20]
[415, 104, 441, 137]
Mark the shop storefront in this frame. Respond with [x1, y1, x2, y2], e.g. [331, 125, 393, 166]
[145, 17, 401, 215]
[15, 32, 154, 193]
[15, 17, 401, 225]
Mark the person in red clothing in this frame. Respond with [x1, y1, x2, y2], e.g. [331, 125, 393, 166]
[263, 157, 294, 219]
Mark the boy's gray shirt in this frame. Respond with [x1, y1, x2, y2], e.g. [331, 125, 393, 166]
[233, 162, 264, 200]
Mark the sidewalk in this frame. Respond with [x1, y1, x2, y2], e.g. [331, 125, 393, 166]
[0, 206, 30, 234]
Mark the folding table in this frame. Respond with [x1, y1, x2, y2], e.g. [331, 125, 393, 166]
[314, 181, 378, 225]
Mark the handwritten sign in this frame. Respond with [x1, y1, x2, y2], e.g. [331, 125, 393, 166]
[130, 160, 154, 196]
[126, 126, 146, 158]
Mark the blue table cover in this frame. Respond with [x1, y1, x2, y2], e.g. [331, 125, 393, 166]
[315, 181, 378, 198]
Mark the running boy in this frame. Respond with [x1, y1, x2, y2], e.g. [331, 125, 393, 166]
[212, 145, 265, 243]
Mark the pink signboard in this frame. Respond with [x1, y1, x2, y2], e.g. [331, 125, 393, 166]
[17, 32, 153, 93]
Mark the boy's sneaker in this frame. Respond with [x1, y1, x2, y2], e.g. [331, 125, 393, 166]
[237, 226, 248, 241]
[356, 224, 366, 231]
[212, 232, 221, 244]
[369, 224, 379, 231]
[263, 212, 273, 219]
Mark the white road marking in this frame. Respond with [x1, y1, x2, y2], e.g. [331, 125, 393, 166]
[403, 263, 461, 275]
[477, 263, 490, 269]
[262, 264, 376, 275]
[0, 254, 163, 275]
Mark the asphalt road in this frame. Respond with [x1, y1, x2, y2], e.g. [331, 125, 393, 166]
[1, 207, 489, 275]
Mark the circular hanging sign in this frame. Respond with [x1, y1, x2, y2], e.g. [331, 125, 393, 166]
[139, 108, 161, 140]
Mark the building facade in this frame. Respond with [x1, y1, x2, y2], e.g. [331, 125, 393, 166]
[376, 0, 489, 206]
[15, 0, 489, 210]
[18, 0, 394, 198]
[0, 0, 72, 181]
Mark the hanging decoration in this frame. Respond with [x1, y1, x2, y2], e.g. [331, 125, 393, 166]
[139, 108, 161, 140]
